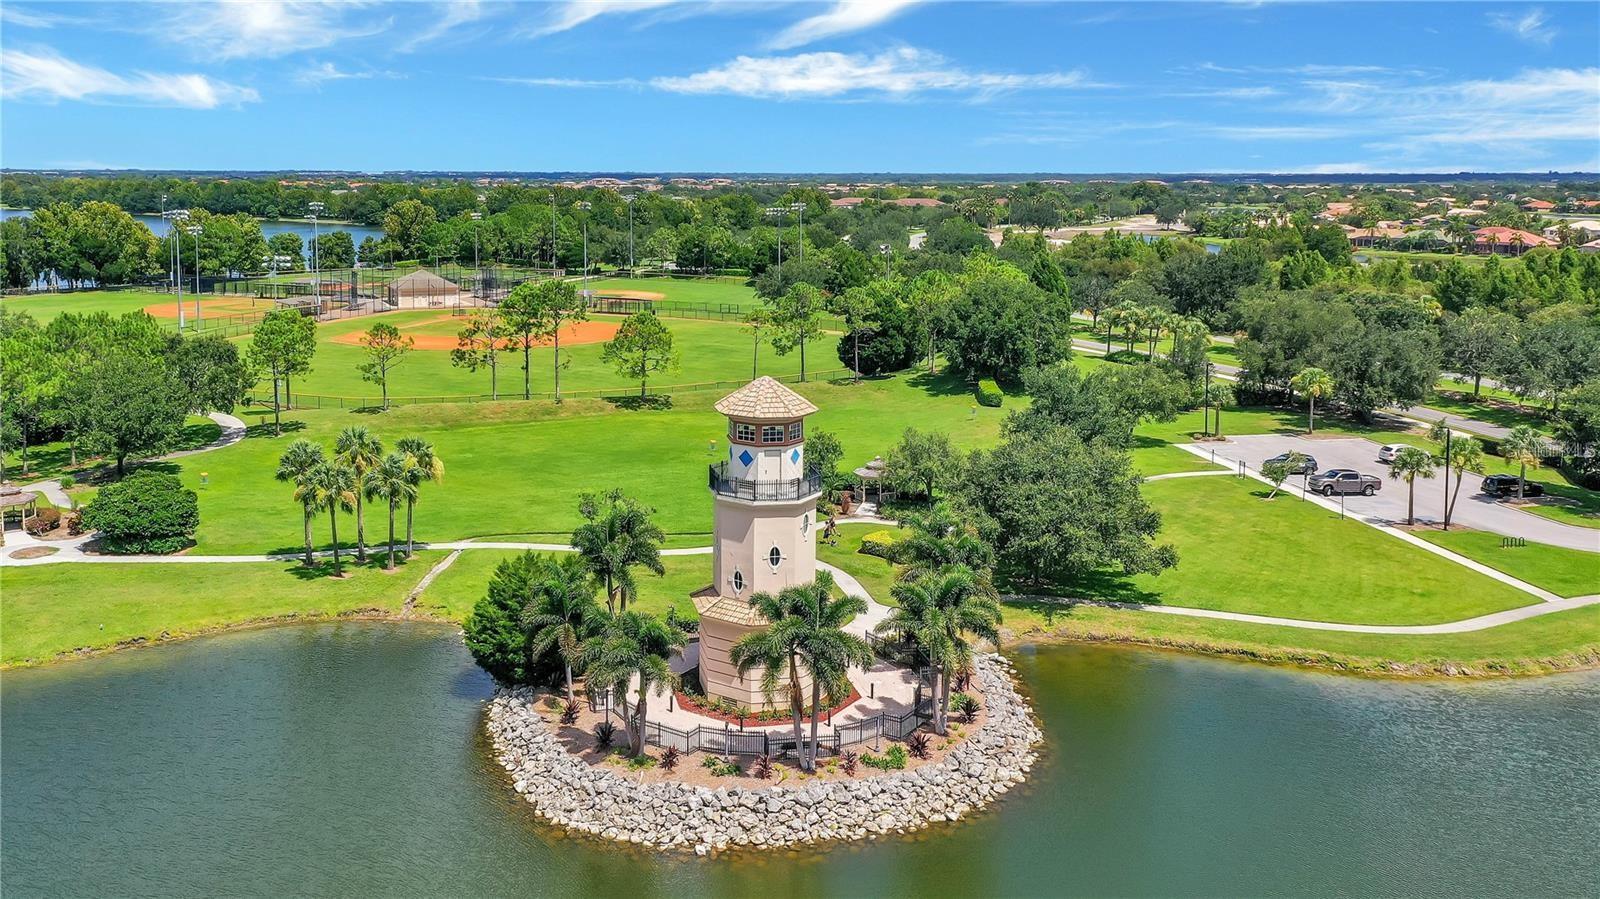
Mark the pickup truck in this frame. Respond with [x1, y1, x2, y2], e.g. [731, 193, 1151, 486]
[1307, 468, 1381, 497]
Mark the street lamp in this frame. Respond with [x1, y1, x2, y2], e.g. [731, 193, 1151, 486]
[789, 202, 805, 262]
[308, 201, 325, 300]
[470, 211, 483, 298]
[186, 224, 204, 329]
[878, 243, 891, 278]
[623, 194, 636, 270]
[764, 206, 788, 271]
[171, 210, 190, 330]
[1203, 361, 1215, 436]
[548, 191, 558, 274]
[576, 201, 592, 301]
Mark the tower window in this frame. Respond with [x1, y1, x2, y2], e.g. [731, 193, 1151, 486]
[734, 423, 755, 442]
[788, 422, 802, 441]
[731, 569, 745, 593]
[761, 425, 784, 443]
[768, 546, 783, 569]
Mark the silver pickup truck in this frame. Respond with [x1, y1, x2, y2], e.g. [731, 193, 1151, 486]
[1307, 469, 1381, 497]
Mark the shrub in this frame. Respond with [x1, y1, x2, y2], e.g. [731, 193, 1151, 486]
[907, 731, 931, 760]
[752, 754, 773, 780]
[701, 756, 741, 777]
[951, 692, 981, 723]
[627, 754, 657, 770]
[841, 751, 858, 776]
[65, 511, 86, 536]
[593, 721, 616, 748]
[78, 471, 198, 554]
[464, 552, 564, 686]
[861, 744, 908, 771]
[975, 378, 1003, 407]
[560, 701, 580, 725]
[858, 529, 901, 559]
[23, 507, 61, 536]
[660, 746, 681, 772]
[58, 475, 75, 489]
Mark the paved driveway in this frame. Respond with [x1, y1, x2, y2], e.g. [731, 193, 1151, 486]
[1190, 434, 1600, 553]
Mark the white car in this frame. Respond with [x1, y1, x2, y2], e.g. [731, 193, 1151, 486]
[1376, 443, 1408, 463]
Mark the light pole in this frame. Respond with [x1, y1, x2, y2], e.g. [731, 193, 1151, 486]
[548, 191, 558, 274]
[160, 193, 173, 292]
[308, 201, 325, 301]
[1441, 427, 1453, 530]
[1203, 361, 1215, 436]
[576, 201, 591, 302]
[789, 201, 805, 262]
[187, 224, 203, 329]
[764, 206, 787, 272]
[470, 210, 483, 298]
[171, 209, 190, 330]
[879, 243, 891, 278]
[623, 194, 636, 270]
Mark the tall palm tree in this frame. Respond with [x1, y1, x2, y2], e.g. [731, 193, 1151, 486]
[334, 426, 383, 564]
[520, 553, 604, 706]
[884, 565, 1002, 736]
[571, 489, 665, 615]
[896, 504, 994, 584]
[729, 573, 874, 772]
[309, 461, 358, 576]
[1441, 436, 1486, 530]
[275, 439, 326, 568]
[1499, 425, 1547, 501]
[582, 611, 685, 757]
[396, 437, 444, 556]
[363, 452, 416, 570]
[1387, 446, 1436, 525]
[1289, 367, 1335, 434]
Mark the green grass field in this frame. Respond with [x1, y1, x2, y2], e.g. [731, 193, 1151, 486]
[1416, 530, 1599, 598]
[584, 275, 762, 309]
[0, 289, 173, 323]
[256, 311, 844, 402]
[2, 416, 221, 482]
[1424, 388, 1552, 434]
[817, 523, 900, 606]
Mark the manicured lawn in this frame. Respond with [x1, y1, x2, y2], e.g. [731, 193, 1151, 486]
[2, 416, 221, 482]
[817, 523, 901, 606]
[1416, 530, 1599, 598]
[413, 548, 710, 621]
[1424, 388, 1552, 434]
[166, 369, 1009, 554]
[584, 275, 761, 309]
[0, 289, 172, 323]
[0, 554, 441, 667]
[261, 312, 843, 402]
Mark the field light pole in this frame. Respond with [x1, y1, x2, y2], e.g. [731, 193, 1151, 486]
[879, 243, 891, 278]
[548, 191, 558, 274]
[470, 210, 483, 298]
[308, 201, 325, 302]
[186, 224, 203, 330]
[623, 194, 636, 270]
[160, 193, 173, 292]
[789, 202, 805, 262]
[171, 209, 190, 330]
[764, 206, 787, 271]
[575, 201, 592, 301]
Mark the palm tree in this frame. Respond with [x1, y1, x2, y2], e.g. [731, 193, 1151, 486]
[519, 553, 604, 706]
[363, 452, 415, 570]
[309, 461, 358, 576]
[1387, 446, 1436, 525]
[275, 439, 326, 568]
[896, 504, 994, 584]
[1499, 425, 1547, 501]
[729, 573, 873, 772]
[571, 490, 665, 615]
[334, 426, 383, 564]
[883, 565, 1002, 736]
[582, 611, 686, 757]
[1442, 436, 1486, 530]
[396, 437, 444, 556]
[1289, 367, 1335, 434]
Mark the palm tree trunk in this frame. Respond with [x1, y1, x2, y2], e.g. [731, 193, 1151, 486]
[354, 494, 366, 563]
[1308, 396, 1316, 434]
[303, 509, 314, 567]
[523, 343, 531, 400]
[939, 670, 952, 736]
[405, 499, 415, 555]
[1407, 478, 1415, 525]
[1517, 462, 1526, 500]
[809, 678, 823, 771]
[933, 670, 948, 736]
[329, 506, 342, 576]
[633, 683, 648, 756]
[387, 500, 397, 570]
[789, 653, 807, 771]
[564, 664, 574, 706]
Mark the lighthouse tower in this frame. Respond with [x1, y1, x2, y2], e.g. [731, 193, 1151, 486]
[694, 377, 822, 709]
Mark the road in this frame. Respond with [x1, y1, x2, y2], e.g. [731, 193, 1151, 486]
[1197, 433, 1599, 553]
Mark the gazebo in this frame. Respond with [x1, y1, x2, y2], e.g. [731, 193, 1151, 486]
[0, 486, 39, 536]
[849, 455, 891, 511]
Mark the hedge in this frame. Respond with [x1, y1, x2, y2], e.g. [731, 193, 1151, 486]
[79, 471, 199, 554]
[859, 529, 902, 559]
[975, 379, 1003, 407]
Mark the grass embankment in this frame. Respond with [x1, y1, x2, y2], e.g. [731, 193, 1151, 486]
[1416, 530, 1599, 598]
[0, 553, 443, 667]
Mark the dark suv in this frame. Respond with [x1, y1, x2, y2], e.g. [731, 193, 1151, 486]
[1481, 475, 1546, 498]
[1264, 452, 1318, 475]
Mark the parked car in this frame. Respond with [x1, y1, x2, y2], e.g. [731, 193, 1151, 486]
[1308, 469, 1381, 496]
[1376, 443, 1409, 463]
[1264, 452, 1318, 475]
[1481, 475, 1546, 498]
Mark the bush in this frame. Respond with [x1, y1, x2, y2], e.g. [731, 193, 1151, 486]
[752, 754, 773, 780]
[841, 751, 859, 776]
[861, 744, 909, 771]
[975, 379, 1003, 407]
[593, 721, 616, 748]
[951, 692, 981, 723]
[858, 528, 901, 559]
[78, 471, 198, 554]
[464, 552, 565, 686]
[660, 746, 681, 772]
[24, 507, 61, 536]
[907, 731, 931, 760]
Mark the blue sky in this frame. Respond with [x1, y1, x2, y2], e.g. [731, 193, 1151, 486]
[2, 1, 1596, 173]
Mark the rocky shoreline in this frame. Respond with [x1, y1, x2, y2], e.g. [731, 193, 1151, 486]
[486, 652, 1043, 854]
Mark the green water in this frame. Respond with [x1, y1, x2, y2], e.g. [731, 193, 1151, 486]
[3, 623, 1596, 897]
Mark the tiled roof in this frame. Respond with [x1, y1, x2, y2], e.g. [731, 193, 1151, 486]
[714, 376, 818, 420]
[692, 592, 770, 627]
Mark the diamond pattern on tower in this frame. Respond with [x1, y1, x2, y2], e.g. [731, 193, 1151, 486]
[738, 449, 754, 467]
[790, 449, 800, 464]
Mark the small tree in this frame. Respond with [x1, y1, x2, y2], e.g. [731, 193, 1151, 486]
[247, 308, 318, 436]
[883, 427, 959, 501]
[309, 460, 358, 576]
[571, 489, 665, 614]
[519, 553, 604, 705]
[276, 438, 326, 567]
[334, 426, 383, 563]
[396, 436, 443, 555]
[1388, 446, 1436, 525]
[363, 451, 416, 569]
[357, 322, 414, 410]
[768, 282, 827, 382]
[582, 611, 686, 757]
[884, 566, 1001, 736]
[1290, 367, 1335, 434]
[1499, 425, 1547, 501]
[1261, 452, 1304, 500]
[1441, 436, 1486, 530]
[450, 308, 506, 400]
[742, 306, 772, 378]
[832, 286, 876, 382]
[528, 279, 588, 403]
[600, 309, 679, 397]
[497, 286, 545, 400]
[79, 470, 199, 554]
[81, 352, 189, 477]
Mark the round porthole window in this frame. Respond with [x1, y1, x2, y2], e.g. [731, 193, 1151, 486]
[731, 569, 745, 593]
[768, 546, 783, 569]
[801, 513, 810, 536]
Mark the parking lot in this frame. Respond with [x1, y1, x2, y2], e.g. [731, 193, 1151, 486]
[1186, 434, 1600, 553]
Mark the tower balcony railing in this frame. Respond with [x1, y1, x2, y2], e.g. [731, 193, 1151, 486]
[708, 462, 822, 501]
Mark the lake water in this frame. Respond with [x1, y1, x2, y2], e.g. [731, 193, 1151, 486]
[0, 208, 383, 256]
[3, 622, 1596, 897]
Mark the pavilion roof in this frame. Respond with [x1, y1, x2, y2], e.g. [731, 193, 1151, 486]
[714, 376, 817, 420]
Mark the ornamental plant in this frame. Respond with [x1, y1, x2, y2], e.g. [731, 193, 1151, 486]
[79, 470, 198, 554]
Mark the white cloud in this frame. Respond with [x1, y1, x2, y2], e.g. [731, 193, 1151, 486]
[1, 47, 259, 108]
[0, 4, 77, 28]
[294, 61, 402, 87]
[522, 0, 682, 37]
[652, 47, 1095, 99]
[768, 0, 922, 50]
[160, 1, 390, 60]
[398, 0, 485, 52]
[487, 76, 645, 89]
[1488, 7, 1556, 45]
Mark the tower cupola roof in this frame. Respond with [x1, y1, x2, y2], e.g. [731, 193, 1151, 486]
[714, 376, 818, 420]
